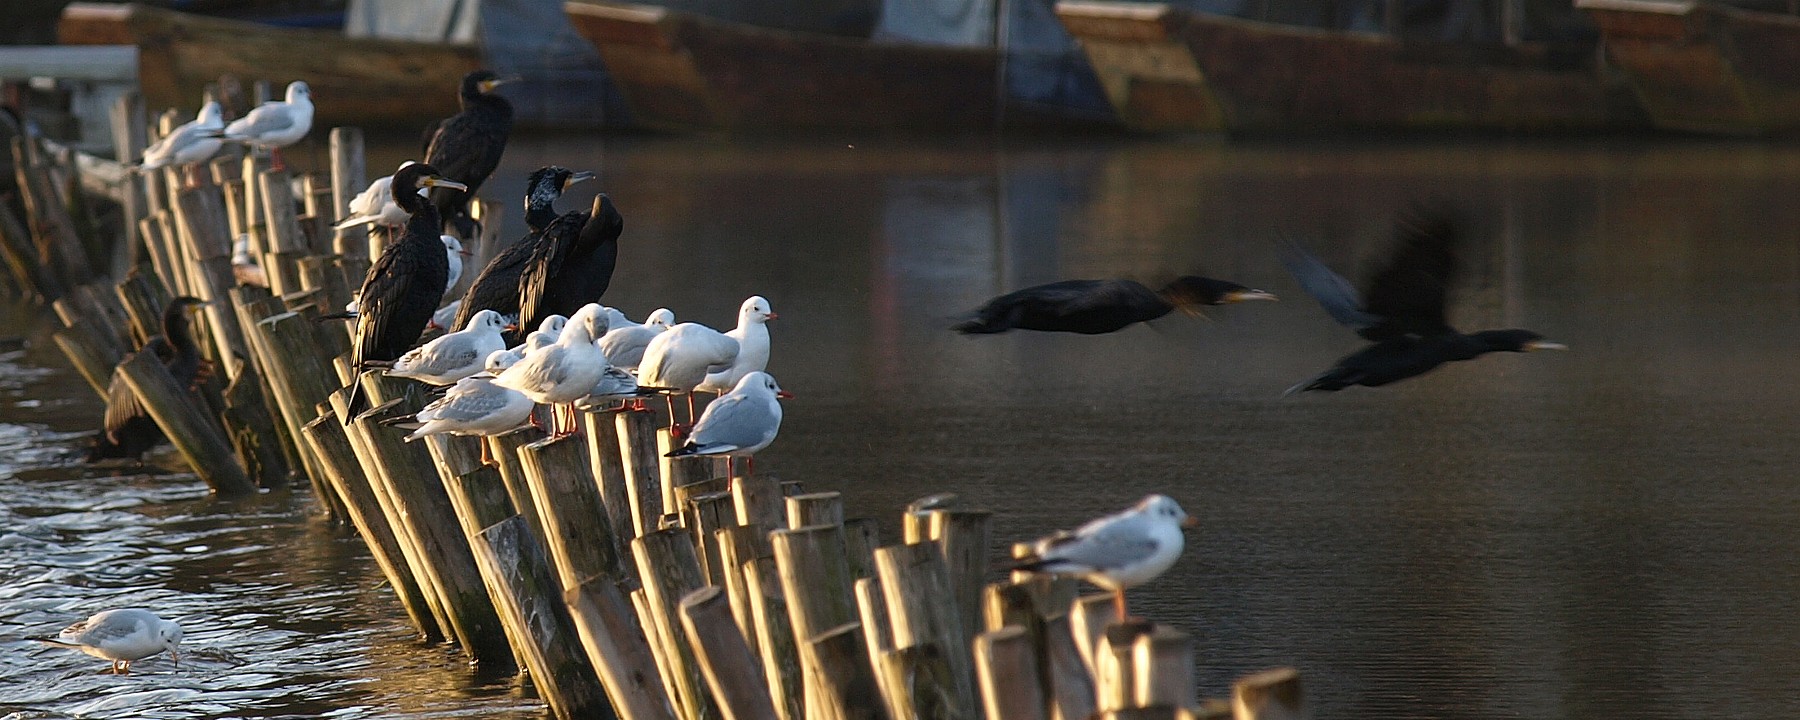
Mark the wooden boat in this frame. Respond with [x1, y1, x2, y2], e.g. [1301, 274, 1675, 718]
[1578, 0, 1800, 136]
[1055, 1, 1642, 134]
[57, 2, 481, 129]
[564, 0, 1016, 133]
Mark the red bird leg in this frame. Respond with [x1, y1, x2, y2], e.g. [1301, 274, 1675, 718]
[1114, 590, 1128, 621]
[686, 394, 697, 425]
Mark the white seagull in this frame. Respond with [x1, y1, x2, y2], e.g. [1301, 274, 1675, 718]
[425, 299, 463, 332]
[1014, 494, 1198, 621]
[599, 307, 675, 371]
[220, 80, 313, 154]
[335, 162, 420, 231]
[517, 314, 568, 353]
[385, 309, 509, 385]
[401, 350, 536, 463]
[579, 366, 653, 410]
[638, 321, 739, 424]
[230, 234, 266, 288]
[697, 296, 777, 394]
[441, 235, 470, 297]
[139, 101, 224, 173]
[493, 307, 607, 436]
[43, 609, 183, 674]
[667, 371, 789, 474]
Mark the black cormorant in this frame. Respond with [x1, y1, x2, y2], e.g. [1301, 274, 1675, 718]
[516, 193, 623, 334]
[1281, 205, 1566, 394]
[87, 296, 209, 462]
[425, 69, 517, 238]
[452, 166, 593, 334]
[351, 163, 468, 369]
[953, 276, 1275, 335]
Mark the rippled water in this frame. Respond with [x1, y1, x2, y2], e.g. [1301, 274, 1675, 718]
[6, 135, 1800, 718]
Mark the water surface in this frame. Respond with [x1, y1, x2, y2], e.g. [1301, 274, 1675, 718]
[6, 135, 1800, 718]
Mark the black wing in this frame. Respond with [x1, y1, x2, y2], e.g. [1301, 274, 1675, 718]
[1359, 206, 1459, 340]
[102, 338, 172, 440]
[353, 239, 420, 365]
[516, 210, 586, 332]
[424, 105, 512, 216]
[1279, 237, 1378, 332]
[455, 234, 539, 330]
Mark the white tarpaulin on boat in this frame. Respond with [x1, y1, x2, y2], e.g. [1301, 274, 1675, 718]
[874, 0, 1112, 120]
[345, 0, 624, 128]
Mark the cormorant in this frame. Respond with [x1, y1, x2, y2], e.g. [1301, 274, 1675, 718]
[87, 297, 209, 462]
[516, 193, 623, 334]
[424, 70, 517, 238]
[953, 276, 1275, 335]
[1281, 205, 1566, 394]
[350, 163, 468, 370]
[452, 166, 593, 334]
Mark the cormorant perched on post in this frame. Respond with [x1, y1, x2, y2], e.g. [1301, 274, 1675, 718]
[516, 193, 623, 334]
[350, 163, 468, 370]
[424, 69, 517, 238]
[953, 276, 1275, 335]
[87, 297, 210, 462]
[1280, 205, 1566, 394]
[452, 166, 594, 334]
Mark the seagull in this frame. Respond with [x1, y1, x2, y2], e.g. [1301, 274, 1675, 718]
[667, 371, 790, 474]
[492, 304, 607, 437]
[219, 80, 313, 169]
[599, 307, 674, 371]
[517, 314, 567, 352]
[42, 609, 183, 674]
[385, 309, 510, 385]
[230, 234, 266, 288]
[334, 162, 422, 232]
[424, 299, 463, 332]
[638, 321, 739, 425]
[697, 296, 777, 395]
[1280, 205, 1566, 394]
[138, 100, 224, 183]
[396, 350, 535, 464]
[425, 69, 518, 238]
[954, 276, 1275, 335]
[1014, 494, 1197, 621]
[579, 366, 654, 411]
[441, 235, 471, 298]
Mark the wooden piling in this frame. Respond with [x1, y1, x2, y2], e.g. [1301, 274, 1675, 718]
[617, 410, 665, 537]
[116, 349, 255, 495]
[975, 626, 1046, 720]
[808, 622, 883, 720]
[520, 433, 626, 588]
[52, 319, 122, 397]
[770, 524, 860, 720]
[486, 426, 549, 543]
[1094, 621, 1154, 712]
[679, 586, 780, 720]
[731, 473, 784, 531]
[566, 577, 679, 720]
[632, 528, 719, 720]
[873, 641, 965, 720]
[471, 516, 613, 720]
[784, 491, 842, 529]
[219, 355, 293, 488]
[582, 406, 638, 568]
[1134, 625, 1196, 710]
[872, 541, 976, 717]
[632, 586, 691, 720]
[927, 508, 993, 648]
[1232, 668, 1305, 720]
[329, 127, 367, 257]
[0, 199, 63, 300]
[737, 530, 804, 720]
[1044, 613, 1098, 720]
[843, 517, 880, 581]
[659, 428, 712, 515]
[687, 491, 735, 586]
[114, 270, 166, 345]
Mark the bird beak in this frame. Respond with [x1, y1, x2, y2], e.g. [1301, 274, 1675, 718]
[424, 176, 469, 191]
[503, 323, 519, 332]
[480, 76, 523, 92]
[459, 249, 474, 257]
[765, 312, 779, 321]
[775, 390, 794, 399]
[1525, 340, 1568, 352]
[568, 171, 597, 185]
[1181, 516, 1199, 528]
[1224, 289, 1278, 303]
[169, 648, 180, 667]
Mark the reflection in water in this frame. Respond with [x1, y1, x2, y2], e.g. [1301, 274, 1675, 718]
[5, 136, 1800, 718]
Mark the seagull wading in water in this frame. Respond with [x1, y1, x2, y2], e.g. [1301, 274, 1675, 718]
[667, 371, 791, 475]
[1015, 494, 1198, 621]
[43, 609, 183, 674]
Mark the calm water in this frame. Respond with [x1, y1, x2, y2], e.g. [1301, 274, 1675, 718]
[6, 135, 1800, 718]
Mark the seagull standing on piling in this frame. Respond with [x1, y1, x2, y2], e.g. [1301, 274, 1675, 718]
[138, 100, 224, 182]
[517, 194, 624, 334]
[697, 296, 777, 395]
[218, 80, 313, 170]
[397, 350, 536, 464]
[454, 166, 594, 336]
[42, 609, 183, 674]
[425, 70, 518, 238]
[385, 309, 510, 385]
[1014, 494, 1198, 621]
[667, 371, 790, 474]
[350, 163, 468, 370]
[638, 321, 740, 426]
[492, 305, 607, 437]
[599, 307, 674, 371]
[335, 162, 420, 233]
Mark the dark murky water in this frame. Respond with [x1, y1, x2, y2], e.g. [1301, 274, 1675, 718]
[7, 135, 1800, 718]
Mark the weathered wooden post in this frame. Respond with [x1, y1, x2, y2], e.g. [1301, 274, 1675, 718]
[927, 507, 993, 647]
[617, 409, 665, 537]
[871, 541, 976, 717]
[219, 355, 293, 487]
[1071, 593, 1118, 674]
[974, 625, 1046, 720]
[731, 473, 784, 530]
[659, 428, 711, 514]
[770, 524, 866, 720]
[679, 586, 780, 720]
[328, 127, 366, 257]
[1093, 621, 1154, 712]
[808, 622, 883, 720]
[731, 528, 804, 720]
[1233, 668, 1305, 720]
[486, 426, 548, 542]
[171, 181, 249, 376]
[566, 577, 679, 720]
[52, 319, 121, 397]
[686, 491, 735, 586]
[116, 350, 255, 495]
[519, 434, 626, 588]
[1134, 625, 1195, 709]
[471, 515, 614, 720]
[582, 405, 638, 570]
[258, 170, 309, 294]
[784, 492, 842, 529]
[114, 270, 167, 345]
[631, 528, 718, 720]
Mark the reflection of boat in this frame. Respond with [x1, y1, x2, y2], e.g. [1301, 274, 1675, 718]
[562, 0, 1112, 133]
[1055, 1, 1642, 134]
[57, 1, 614, 129]
[1578, 0, 1800, 136]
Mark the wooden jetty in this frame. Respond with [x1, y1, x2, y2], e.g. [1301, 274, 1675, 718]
[19, 89, 1305, 718]
[1055, 0, 1643, 134]
[566, 0, 1023, 133]
[1578, 0, 1800, 136]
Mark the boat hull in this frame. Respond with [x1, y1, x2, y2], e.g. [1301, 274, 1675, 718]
[1056, 1, 1639, 134]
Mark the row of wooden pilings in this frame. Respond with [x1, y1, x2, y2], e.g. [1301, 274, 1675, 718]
[37, 92, 1307, 720]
